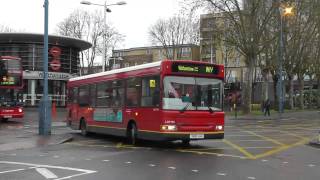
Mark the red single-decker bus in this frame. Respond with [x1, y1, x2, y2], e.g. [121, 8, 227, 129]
[67, 60, 224, 144]
[0, 56, 24, 122]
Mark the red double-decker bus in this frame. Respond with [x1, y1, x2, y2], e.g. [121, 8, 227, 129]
[67, 60, 224, 144]
[0, 56, 24, 122]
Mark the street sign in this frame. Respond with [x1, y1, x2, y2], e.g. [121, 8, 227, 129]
[49, 46, 61, 57]
[50, 60, 61, 71]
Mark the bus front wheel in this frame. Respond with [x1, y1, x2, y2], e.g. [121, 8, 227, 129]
[1, 118, 8, 122]
[128, 123, 137, 145]
[80, 119, 88, 136]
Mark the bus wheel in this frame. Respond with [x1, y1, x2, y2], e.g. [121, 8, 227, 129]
[128, 123, 137, 145]
[80, 119, 88, 136]
[1, 118, 8, 122]
[182, 139, 190, 146]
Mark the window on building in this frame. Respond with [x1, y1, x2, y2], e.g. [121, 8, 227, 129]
[124, 63, 130, 67]
[126, 78, 141, 107]
[181, 47, 191, 57]
[141, 76, 160, 107]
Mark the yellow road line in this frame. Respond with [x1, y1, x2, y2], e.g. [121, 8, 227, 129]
[253, 138, 310, 159]
[223, 139, 255, 159]
[245, 131, 286, 146]
[176, 149, 247, 159]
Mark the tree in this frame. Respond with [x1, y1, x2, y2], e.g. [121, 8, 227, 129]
[148, 13, 199, 60]
[185, 0, 275, 113]
[55, 9, 124, 74]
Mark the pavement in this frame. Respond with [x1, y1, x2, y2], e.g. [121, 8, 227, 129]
[0, 109, 319, 152]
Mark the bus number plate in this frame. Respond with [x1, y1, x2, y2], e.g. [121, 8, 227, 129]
[190, 134, 204, 139]
[4, 115, 12, 118]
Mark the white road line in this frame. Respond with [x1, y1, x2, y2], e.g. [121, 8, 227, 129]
[102, 160, 110, 162]
[168, 167, 176, 170]
[217, 172, 227, 176]
[125, 161, 132, 164]
[191, 169, 199, 173]
[248, 177, 256, 179]
[0, 168, 26, 174]
[262, 159, 268, 162]
[308, 164, 315, 167]
[149, 164, 156, 167]
[36, 168, 58, 179]
[0, 161, 97, 180]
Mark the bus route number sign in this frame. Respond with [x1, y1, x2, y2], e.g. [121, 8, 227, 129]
[171, 63, 219, 75]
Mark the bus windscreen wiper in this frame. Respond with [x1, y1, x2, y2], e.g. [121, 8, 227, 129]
[180, 102, 191, 113]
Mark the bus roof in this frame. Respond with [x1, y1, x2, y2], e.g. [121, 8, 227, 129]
[70, 61, 162, 82]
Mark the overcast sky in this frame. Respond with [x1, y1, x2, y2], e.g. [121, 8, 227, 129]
[0, 0, 183, 49]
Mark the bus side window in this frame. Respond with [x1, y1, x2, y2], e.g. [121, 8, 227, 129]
[141, 76, 160, 107]
[89, 84, 96, 107]
[78, 85, 89, 107]
[72, 87, 78, 104]
[126, 78, 141, 107]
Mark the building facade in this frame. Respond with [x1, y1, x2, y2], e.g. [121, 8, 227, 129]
[0, 33, 91, 107]
[110, 44, 200, 70]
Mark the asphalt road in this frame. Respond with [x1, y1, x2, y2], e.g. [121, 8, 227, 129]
[0, 109, 319, 180]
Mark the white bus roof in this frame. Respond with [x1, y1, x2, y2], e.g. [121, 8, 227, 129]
[70, 61, 161, 82]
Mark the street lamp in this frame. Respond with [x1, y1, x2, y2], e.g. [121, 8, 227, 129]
[80, 0, 126, 72]
[278, 4, 293, 116]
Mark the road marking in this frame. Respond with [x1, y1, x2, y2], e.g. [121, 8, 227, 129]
[308, 164, 315, 167]
[168, 167, 176, 170]
[261, 159, 268, 162]
[125, 161, 132, 164]
[247, 177, 256, 180]
[245, 131, 285, 146]
[223, 139, 255, 159]
[0, 168, 26, 174]
[217, 172, 227, 176]
[191, 169, 199, 173]
[177, 148, 247, 159]
[102, 160, 110, 162]
[149, 164, 156, 167]
[0, 161, 96, 180]
[36, 168, 58, 179]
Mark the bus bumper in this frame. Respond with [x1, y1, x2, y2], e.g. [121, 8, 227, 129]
[139, 131, 224, 141]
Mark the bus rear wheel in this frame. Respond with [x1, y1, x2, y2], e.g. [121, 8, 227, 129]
[80, 119, 88, 136]
[128, 123, 137, 145]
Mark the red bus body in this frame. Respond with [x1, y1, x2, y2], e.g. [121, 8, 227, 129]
[0, 56, 24, 121]
[67, 60, 224, 142]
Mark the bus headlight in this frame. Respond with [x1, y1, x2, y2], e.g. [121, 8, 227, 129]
[161, 125, 177, 131]
[18, 108, 23, 113]
[215, 125, 223, 131]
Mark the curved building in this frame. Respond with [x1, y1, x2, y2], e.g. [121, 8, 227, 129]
[0, 33, 91, 107]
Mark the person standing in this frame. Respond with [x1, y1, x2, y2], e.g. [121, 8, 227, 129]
[264, 98, 271, 116]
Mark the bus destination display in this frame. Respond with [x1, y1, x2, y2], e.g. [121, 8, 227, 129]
[0, 75, 20, 86]
[172, 63, 219, 75]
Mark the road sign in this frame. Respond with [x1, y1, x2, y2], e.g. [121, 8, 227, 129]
[49, 47, 61, 57]
[50, 60, 61, 71]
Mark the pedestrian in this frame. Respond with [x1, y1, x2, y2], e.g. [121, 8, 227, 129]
[264, 98, 271, 116]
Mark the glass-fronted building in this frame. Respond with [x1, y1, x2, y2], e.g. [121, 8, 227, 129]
[0, 33, 91, 107]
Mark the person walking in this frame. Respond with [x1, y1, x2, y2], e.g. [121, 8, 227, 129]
[264, 98, 271, 116]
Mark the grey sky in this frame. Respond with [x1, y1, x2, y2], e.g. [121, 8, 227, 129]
[0, 0, 182, 48]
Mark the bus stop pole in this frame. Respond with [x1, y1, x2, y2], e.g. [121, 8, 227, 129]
[39, 0, 51, 135]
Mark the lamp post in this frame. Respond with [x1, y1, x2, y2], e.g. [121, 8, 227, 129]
[278, 4, 293, 116]
[80, 0, 126, 72]
[39, 0, 51, 135]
